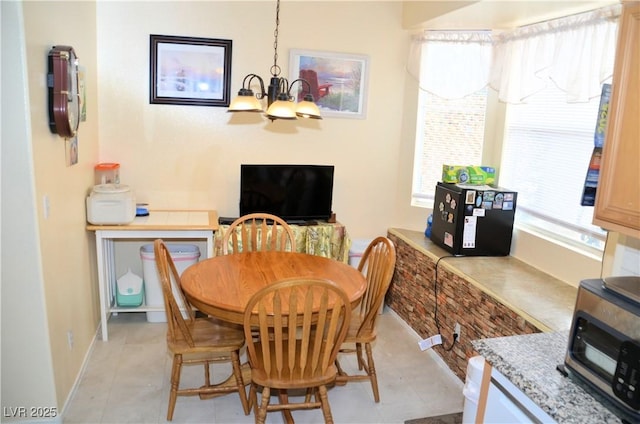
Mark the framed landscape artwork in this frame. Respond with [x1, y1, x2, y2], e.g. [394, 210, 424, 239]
[289, 49, 369, 119]
[149, 34, 232, 107]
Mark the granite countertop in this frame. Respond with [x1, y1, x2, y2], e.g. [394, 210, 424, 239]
[473, 332, 623, 424]
[389, 228, 578, 332]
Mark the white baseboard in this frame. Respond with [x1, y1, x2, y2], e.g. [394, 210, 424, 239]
[386, 307, 465, 387]
[58, 322, 101, 420]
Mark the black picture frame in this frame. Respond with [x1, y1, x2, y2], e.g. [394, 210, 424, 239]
[149, 34, 232, 107]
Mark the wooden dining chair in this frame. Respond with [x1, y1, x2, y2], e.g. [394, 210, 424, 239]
[222, 212, 297, 254]
[243, 277, 352, 424]
[335, 236, 397, 402]
[153, 239, 250, 420]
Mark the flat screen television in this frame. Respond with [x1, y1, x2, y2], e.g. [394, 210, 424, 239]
[240, 164, 334, 222]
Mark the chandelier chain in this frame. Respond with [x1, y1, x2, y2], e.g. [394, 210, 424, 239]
[272, 0, 281, 76]
[228, 0, 321, 119]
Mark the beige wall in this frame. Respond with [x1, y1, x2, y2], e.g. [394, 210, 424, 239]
[403, 0, 620, 30]
[25, 0, 101, 408]
[96, 1, 412, 239]
[1, 1, 60, 416]
[1, 0, 101, 415]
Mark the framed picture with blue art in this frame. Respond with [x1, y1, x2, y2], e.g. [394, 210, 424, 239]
[149, 34, 232, 107]
[289, 49, 369, 119]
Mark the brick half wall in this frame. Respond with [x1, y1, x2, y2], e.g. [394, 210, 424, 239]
[385, 232, 540, 381]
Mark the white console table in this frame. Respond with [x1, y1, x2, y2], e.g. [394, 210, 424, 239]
[87, 210, 218, 341]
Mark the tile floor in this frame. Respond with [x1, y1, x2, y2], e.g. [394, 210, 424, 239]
[63, 308, 464, 423]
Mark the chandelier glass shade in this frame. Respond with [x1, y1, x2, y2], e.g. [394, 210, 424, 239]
[227, 0, 322, 121]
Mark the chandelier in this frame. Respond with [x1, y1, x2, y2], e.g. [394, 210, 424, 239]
[227, 0, 322, 121]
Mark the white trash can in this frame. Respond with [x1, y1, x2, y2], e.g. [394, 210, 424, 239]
[462, 355, 485, 423]
[349, 238, 372, 269]
[140, 244, 200, 322]
[349, 238, 386, 314]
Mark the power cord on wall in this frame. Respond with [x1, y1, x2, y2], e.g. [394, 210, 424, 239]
[433, 255, 460, 351]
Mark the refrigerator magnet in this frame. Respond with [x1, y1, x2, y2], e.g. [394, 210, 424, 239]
[473, 208, 486, 217]
[465, 190, 476, 204]
[494, 193, 504, 209]
[444, 232, 454, 247]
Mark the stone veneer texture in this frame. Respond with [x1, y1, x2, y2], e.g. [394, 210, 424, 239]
[385, 233, 540, 380]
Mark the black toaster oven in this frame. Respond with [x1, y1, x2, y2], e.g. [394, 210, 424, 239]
[564, 278, 640, 422]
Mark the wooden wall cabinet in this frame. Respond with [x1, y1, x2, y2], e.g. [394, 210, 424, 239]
[593, 2, 640, 239]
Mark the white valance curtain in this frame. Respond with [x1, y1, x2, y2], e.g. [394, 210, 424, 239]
[408, 31, 493, 99]
[407, 4, 621, 103]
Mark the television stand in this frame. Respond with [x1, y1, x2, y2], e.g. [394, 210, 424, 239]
[218, 217, 322, 226]
[215, 220, 349, 262]
[218, 217, 238, 225]
[286, 220, 318, 226]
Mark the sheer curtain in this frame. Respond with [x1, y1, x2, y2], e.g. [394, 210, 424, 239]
[490, 4, 620, 103]
[407, 4, 621, 103]
[407, 31, 493, 99]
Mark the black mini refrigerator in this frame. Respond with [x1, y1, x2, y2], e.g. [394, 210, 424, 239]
[430, 182, 517, 256]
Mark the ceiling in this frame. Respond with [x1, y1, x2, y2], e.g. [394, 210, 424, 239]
[402, 0, 620, 31]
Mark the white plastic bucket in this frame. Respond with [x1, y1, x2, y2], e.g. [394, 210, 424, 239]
[140, 244, 200, 322]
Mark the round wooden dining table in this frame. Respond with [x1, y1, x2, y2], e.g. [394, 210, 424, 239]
[180, 251, 367, 324]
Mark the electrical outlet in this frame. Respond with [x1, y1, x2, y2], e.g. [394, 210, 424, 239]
[43, 195, 50, 219]
[454, 323, 461, 342]
[67, 330, 74, 349]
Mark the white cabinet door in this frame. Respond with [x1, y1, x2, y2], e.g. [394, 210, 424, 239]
[483, 366, 556, 424]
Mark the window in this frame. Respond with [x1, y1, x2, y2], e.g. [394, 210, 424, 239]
[412, 89, 487, 207]
[409, 6, 619, 252]
[500, 85, 610, 250]
[410, 31, 492, 208]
